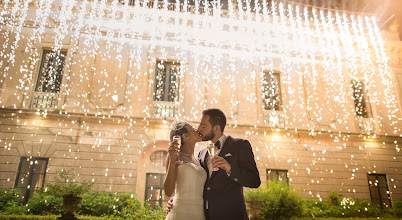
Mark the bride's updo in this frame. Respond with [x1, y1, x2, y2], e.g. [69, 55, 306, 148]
[170, 121, 190, 143]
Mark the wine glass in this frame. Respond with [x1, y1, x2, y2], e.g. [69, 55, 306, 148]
[173, 135, 183, 165]
[207, 141, 219, 171]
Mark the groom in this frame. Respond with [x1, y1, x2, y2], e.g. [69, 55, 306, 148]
[169, 108, 261, 220]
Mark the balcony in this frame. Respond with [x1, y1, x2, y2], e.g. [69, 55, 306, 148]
[152, 101, 178, 119]
[121, 0, 229, 15]
[357, 117, 376, 135]
[119, 0, 374, 20]
[31, 92, 59, 110]
[263, 110, 285, 128]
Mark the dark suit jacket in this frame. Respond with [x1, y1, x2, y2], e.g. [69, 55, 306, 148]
[198, 136, 261, 220]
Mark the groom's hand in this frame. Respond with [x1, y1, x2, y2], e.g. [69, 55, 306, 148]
[211, 156, 231, 174]
[166, 197, 174, 213]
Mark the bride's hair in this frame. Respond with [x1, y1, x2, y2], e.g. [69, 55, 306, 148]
[170, 121, 189, 143]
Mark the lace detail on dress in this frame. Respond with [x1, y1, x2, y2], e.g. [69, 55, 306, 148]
[176, 152, 200, 166]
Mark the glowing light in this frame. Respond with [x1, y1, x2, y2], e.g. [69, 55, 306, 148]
[0, 0, 400, 205]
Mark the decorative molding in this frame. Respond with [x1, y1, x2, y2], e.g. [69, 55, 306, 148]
[385, 42, 402, 66]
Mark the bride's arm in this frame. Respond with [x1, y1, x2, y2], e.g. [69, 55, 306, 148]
[164, 148, 178, 197]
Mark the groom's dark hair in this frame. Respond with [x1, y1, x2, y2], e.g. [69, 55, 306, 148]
[202, 108, 226, 132]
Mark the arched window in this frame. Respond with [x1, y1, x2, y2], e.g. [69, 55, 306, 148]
[150, 150, 167, 167]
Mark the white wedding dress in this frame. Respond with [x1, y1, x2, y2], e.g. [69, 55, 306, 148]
[165, 154, 207, 220]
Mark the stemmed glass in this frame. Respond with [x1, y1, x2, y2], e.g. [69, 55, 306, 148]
[207, 141, 219, 171]
[173, 135, 183, 165]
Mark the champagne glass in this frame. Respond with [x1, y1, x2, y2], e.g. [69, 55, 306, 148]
[207, 141, 219, 171]
[173, 135, 183, 165]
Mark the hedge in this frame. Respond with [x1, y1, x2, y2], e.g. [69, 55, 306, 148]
[244, 181, 402, 219]
[0, 214, 105, 220]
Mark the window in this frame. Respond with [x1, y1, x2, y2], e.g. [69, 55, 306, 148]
[352, 80, 371, 118]
[119, 0, 135, 6]
[145, 173, 168, 208]
[267, 169, 288, 184]
[35, 50, 67, 93]
[152, 60, 180, 118]
[351, 80, 375, 134]
[150, 151, 168, 167]
[31, 50, 67, 109]
[154, 60, 180, 102]
[14, 157, 48, 203]
[368, 174, 392, 209]
[262, 71, 282, 111]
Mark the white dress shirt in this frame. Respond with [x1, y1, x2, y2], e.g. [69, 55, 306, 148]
[206, 134, 227, 177]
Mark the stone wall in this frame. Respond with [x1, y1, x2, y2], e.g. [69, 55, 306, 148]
[0, 110, 400, 203]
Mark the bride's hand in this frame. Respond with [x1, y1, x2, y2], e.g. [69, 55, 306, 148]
[168, 141, 179, 161]
[166, 197, 174, 214]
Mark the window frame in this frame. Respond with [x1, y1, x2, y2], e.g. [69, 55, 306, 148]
[14, 157, 49, 203]
[367, 173, 392, 209]
[351, 80, 372, 119]
[261, 70, 283, 111]
[266, 169, 289, 184]
[153, 60, 180, 103]
[35, 49, 67, 94]
[149, 150, 168, 167]
[144, 172, 168, 208]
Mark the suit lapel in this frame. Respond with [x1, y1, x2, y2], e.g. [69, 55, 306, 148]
[218, 135, 233, 158]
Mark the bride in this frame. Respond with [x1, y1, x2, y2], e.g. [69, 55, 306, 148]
[164, 122, 206, 220]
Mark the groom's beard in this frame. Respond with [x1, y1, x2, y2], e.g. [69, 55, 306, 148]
[202, 130, 215, 141]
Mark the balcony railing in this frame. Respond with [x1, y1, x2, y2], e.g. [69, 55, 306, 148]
[119, 0, 374, 18]
[357, 117, 376, 135]
[153, 101, 178, 119]
[31, 92, 59, 110]
[263, 109, 285, 128]
[121, 0, 221, 16]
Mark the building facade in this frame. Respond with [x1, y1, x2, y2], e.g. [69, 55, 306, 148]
[0, 0, 402, 209]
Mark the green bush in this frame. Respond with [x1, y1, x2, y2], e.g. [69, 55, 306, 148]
[46, 169, 93, 197]
[304, 192, 385, 218]
[0, 189, 26, 215]
[109, 200, 166, 220]
[341, 199, 381, 218]
[0, 214, 105, 220]
[327, 190, 341, 206]
[1, 189, 164, 218]
[244, 184, 395, 219]
[0, 214, 57, 220]
[303, 199, 338, 218]
[78, 192, 134, 216]
[26, 189, 63, 215]
[389, 200, 402, 217]
[245, 179, 304, 220]
[25, 190, 137, 217]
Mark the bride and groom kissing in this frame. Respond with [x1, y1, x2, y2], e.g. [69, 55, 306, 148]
[164, 108, 261, 220]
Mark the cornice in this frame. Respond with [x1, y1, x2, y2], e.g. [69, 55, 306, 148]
[1, 108, 401, 142]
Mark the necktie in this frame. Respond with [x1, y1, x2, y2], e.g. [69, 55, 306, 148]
[215, 140, 221, 149]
